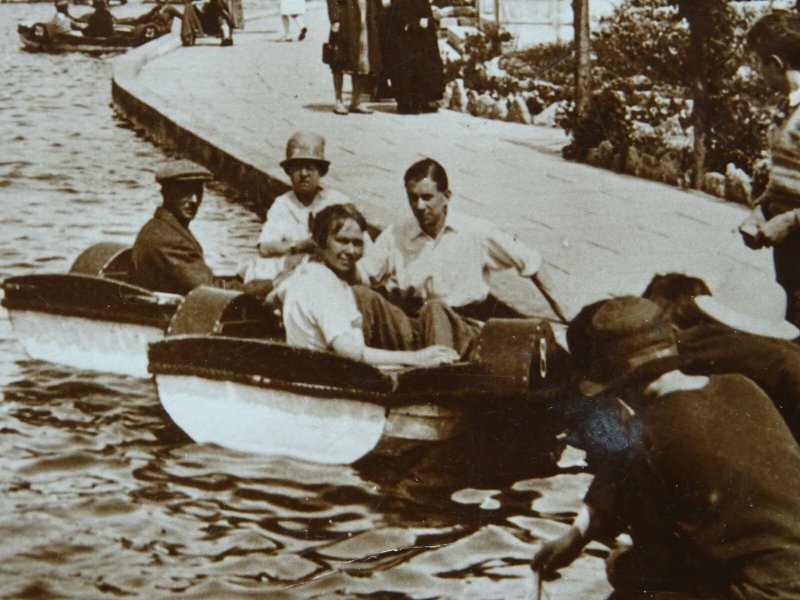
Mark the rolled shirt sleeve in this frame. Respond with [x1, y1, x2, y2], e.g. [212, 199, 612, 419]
[483, 224, 541, 278]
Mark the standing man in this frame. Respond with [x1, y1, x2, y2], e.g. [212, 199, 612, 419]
[358, 157, 564, 321]
[533, 296, 800, 599]
[740, 12, 800, 327]
[129, 160, 266, 297]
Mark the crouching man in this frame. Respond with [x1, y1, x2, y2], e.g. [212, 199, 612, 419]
[533, 296, 800, 599]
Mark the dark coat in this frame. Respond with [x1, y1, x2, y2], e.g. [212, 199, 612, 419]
[586, 374, 800, 598]
[128, 207, 216, 295]
[327, 0, 382, 75]
[84, 7, 114, 37]
[676, 323, 800, 441]
[382, 0, 443, 108]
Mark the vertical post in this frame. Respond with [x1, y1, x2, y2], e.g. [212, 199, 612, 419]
[572, 0, 591, 117]
[495, 0, 501, 26]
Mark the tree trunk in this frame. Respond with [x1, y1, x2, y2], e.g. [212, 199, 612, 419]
[573, 0, 591, 117]
[691, 74, 706, 189]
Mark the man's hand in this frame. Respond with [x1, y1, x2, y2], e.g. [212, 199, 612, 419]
[330, 22, 340, 33]
[412, 345, 459, 367]
[531, 527, 586, 579]
[759, 210, 799, 246]
[739, 207, 767, 249]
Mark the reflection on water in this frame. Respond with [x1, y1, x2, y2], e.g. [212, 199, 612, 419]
[0, 4, 608, 597]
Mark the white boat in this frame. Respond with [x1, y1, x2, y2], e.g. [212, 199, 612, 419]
[149, 307, 568, 464]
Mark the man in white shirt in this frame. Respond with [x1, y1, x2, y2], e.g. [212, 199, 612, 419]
[50, 0, 79, 36]
[358, 157, 563, 321]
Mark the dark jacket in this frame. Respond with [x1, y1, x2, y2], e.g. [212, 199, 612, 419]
[382, 0, 443, 107]
[84, 7, 114, 37]
[128, 207, 217, 295]
[326, 0, 382, 75]
[585, 374, 800, 598]
[676, 323, 800, 440]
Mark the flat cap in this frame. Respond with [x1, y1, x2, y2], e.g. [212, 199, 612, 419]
[155, 160, 212, 184]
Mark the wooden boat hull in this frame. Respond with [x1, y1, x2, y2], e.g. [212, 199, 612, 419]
[8, 309, 163, 378]
[155, 372, 465, 464]
[149, 317, 567, 464]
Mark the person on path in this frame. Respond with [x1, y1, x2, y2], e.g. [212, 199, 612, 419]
[358, 158, 562, 322]
[740, 11, 800, 328]
[278, 203, 468, 363]
[532, 296, 800, 600]
[326, 0, 382, 115]
[128, 160, 269, 298]
[279, 0, 306, 41]
[382, 0, 444, 114]
[242, 132, 351, 283]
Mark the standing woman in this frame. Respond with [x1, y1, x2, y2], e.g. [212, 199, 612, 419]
[383, 0, 443, 114]
[326, 0, 382, 115]
[742, 11, 800, 328]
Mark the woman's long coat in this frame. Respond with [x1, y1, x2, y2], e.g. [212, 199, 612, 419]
[327, 0, 382, 76]
[382, 0, 443, 108]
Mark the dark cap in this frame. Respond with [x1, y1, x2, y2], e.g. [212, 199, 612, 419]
[155, 160, 212, 185]
[567, 296, 678, 396]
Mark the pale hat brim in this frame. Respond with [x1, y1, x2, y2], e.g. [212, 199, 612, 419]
[695, 296, 800, 340]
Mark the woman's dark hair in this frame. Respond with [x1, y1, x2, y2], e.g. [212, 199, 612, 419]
[310, 203, 367, 247]
[747, 10, 800, 69]
[404, 158, 449, 192]
[642, 273, 712, 330]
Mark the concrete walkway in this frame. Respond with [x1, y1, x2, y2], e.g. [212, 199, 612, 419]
[112, 1, 783, 319]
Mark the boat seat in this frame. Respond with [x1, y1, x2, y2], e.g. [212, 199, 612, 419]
[70, 242, 132, 282]
[167, 286, 282, 339]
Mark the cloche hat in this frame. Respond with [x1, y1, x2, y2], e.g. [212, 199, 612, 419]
[280, 131, 330, 176]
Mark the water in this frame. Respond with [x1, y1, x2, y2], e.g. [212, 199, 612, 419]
[0, 5, 606, 597]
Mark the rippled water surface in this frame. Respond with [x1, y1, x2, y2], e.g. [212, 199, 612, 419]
[0, 5, 606, 597]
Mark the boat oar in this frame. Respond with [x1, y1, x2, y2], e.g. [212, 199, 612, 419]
[532, 565, 544, 600]
[531, 274, 569, 325]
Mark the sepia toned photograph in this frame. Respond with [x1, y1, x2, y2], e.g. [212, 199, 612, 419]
[2, 0, 800, 597]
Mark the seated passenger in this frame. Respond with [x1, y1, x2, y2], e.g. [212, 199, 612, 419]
[279, 203, 473, 366]
[128, 160, 269, 298]
[82, 0, 115, 37]
[51, 0, 79, 36]
[358, 158, 566, 322]
[243, 131, 350, 283]
[182, 0, 234, 46]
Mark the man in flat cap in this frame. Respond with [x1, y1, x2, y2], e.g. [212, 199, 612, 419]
[129, 160, 258, 296]
[533, 296, 800, 599]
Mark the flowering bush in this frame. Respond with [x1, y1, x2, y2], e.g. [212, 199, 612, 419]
[442, 0, 784, 191]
